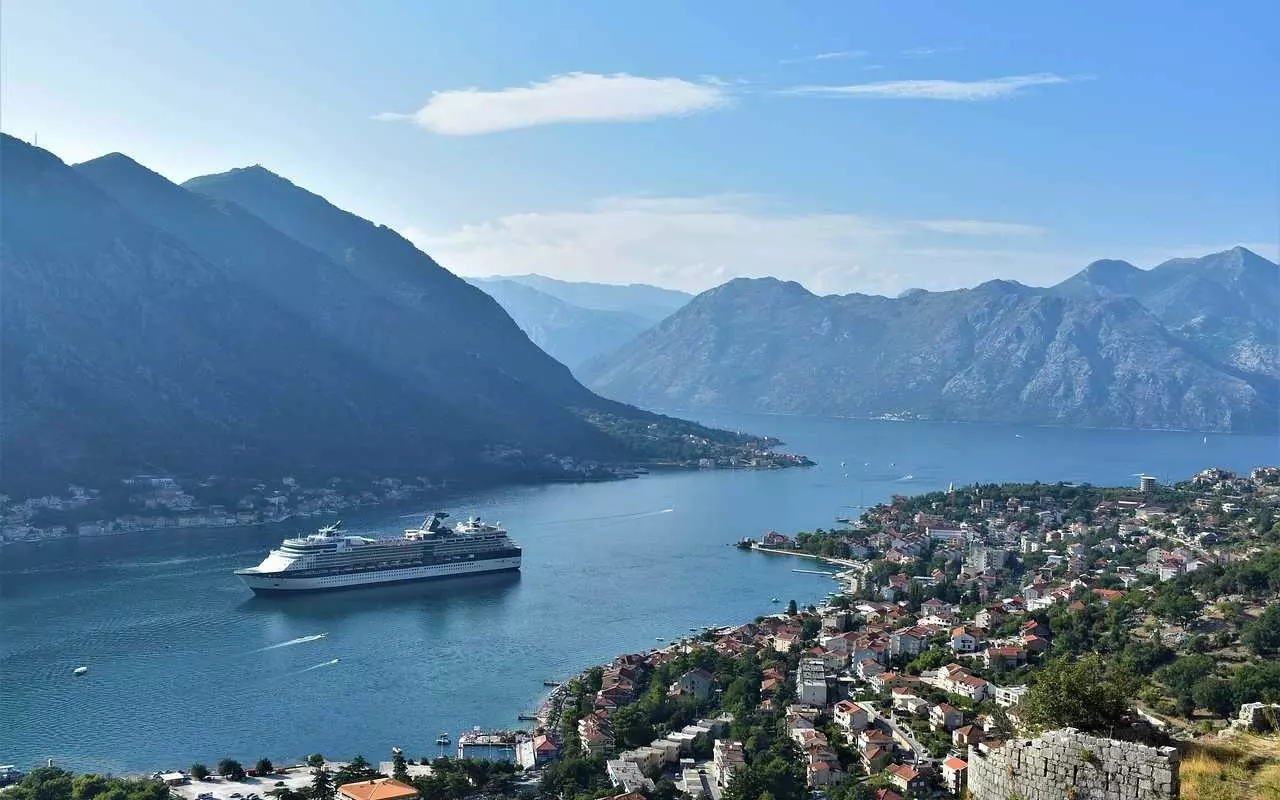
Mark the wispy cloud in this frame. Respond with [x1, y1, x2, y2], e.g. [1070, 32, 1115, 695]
[780, 49, 869, 64]
[815, 50, 869, 60]
[375, 72, 729, 135]
[407, 195, 1072, 296]
[787, 73, 1072, 101]
[901, 46, 964, 58]
[913, 220, 1048, 237]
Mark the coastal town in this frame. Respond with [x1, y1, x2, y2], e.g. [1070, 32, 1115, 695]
[0, 440, 809, 545]
[5, 465, 1280, 800]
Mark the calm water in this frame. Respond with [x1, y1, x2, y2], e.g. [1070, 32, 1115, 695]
[1, 414, 1274, 771]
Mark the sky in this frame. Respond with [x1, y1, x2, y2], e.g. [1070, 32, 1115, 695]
[3, 0, 1277, 296]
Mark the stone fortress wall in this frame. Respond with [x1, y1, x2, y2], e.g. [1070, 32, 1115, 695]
[967, 728, 1179, 800]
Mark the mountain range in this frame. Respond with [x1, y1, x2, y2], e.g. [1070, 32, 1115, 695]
[582, 249, 1280, 433]
[0, 134, 761, 496]
[465, 276, 691, 370]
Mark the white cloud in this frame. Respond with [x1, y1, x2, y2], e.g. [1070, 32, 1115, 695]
[405, 195, 1078, 296]
[901, 46, 964, 58]
[787, 73, 1071, 101]
[913, 219, 1048, 237]
[814, 50, 869, 60]
[375, 72, 730, 135]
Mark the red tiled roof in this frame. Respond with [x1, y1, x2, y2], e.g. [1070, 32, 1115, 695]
[338, 780, 419, 800]
[943, 757, 968, 770]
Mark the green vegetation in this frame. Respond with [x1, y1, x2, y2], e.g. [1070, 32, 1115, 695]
[217, 760, 247, 781]
[4, 768, 170, 800]
[720, 739, 807, 800]
[408, 759, 516, 800]
[1243, 604, 1280, 656]
[1023, 654, 1134, 734]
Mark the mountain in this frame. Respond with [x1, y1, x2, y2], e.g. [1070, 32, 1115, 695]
[485, 274, 692, 323]
[581, 265, 1280, 433]
[72, 153, 606, 453]
[465, 278, 655, 370]
[0, 135, 774, 496]
[1054, 247, 1279, 378]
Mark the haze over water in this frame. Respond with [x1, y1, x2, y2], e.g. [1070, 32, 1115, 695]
[1, 413, 1274, 772]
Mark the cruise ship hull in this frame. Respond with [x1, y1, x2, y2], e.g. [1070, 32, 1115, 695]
[236, 556, 521, 594]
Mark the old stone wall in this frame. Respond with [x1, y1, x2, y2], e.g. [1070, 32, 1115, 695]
[967, 728, 1179, 800]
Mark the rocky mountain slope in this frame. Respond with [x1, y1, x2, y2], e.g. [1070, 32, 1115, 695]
[0, 135, 766, 496]
[465, 278, 657, 370]
[486, 274, 691, 322]
[582, 254, 1280, 433]
[1054, 247, 1279, 379]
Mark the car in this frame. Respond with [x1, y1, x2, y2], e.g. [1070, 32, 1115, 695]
[230, 793, 243, 797]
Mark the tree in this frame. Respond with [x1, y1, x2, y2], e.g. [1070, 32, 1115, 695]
[1156, 654, 1216, 696]
[1023, 654, 1132, 734]
[332, 756, 380, 788]
[786, 599, 798, 616]
[1153, 592, 1201, 627]
[309, 767, 334, 800]
[391, 749, 407, 782]
[1176, 692, 1196, 719]
[306, 755, 325, 769]
[1243, 604, 1280, 656]
[1192, 677, 1237, 718]
[255, 760, 274, 777]
[72, 774, 109, 800]
[217, 760, 246, 781]
[189, 765, 210, 782]
[610, 703, 655, 749]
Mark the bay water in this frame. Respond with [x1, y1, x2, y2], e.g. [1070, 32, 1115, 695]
[1, 413, 1274, 771]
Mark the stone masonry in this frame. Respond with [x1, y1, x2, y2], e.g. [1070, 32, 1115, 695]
[967, 728, 1180, 800]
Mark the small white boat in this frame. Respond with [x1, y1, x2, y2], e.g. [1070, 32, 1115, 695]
[770, 597, 780, 603]
[73, 666, 88, 676]
[655, 637, 665, 642]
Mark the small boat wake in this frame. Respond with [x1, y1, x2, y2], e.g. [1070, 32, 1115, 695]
[898, 474, 915, 481]
[297, 658, 341, 674]
[255, 633, 327, 652]
[534, 508, 674, 526]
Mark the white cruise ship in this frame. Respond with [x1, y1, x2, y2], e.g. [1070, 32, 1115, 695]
[235, 513, 521, 593]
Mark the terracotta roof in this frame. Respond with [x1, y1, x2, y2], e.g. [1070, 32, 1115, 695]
[887, 764, 920, 781]
[337, 779, 420, 800]
[943, 757, 968, 770]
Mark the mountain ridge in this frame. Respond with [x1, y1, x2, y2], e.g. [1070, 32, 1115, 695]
[0, 134, 787, 496]
[464, 277, 657, 370]
[582, 250, 1279, 434]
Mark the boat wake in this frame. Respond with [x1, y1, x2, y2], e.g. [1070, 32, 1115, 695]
[296, 658, 340, 673]
[255, 633, 327, 652]
[534, 508, 674, 526]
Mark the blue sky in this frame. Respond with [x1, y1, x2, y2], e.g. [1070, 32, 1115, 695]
[3, 0, 1276, 295]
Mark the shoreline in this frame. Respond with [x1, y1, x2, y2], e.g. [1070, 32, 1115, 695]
[0, 459, 813, 550]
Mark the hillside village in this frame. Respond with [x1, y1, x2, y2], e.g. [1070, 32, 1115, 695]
[522, 465, 1280, 799]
